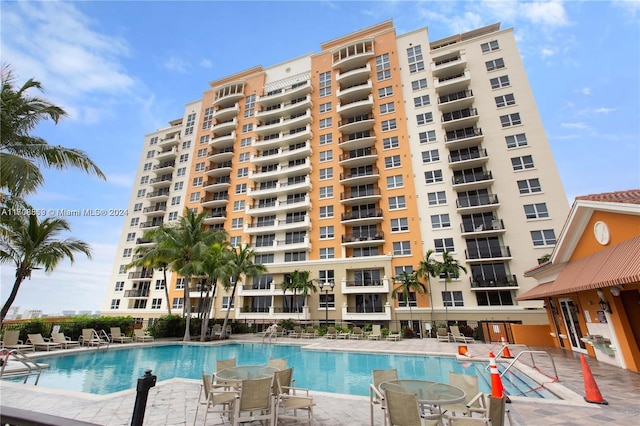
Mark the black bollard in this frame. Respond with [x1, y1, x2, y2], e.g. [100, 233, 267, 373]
[131, 369, 157, 426]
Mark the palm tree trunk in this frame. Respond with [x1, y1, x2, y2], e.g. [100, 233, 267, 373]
[200, 281, 216, 342]
[221, 281, 238, 339]
[444, 280, 449, 325]
[163, 267, 171, 315]
[0, 273, 26, 326]
[183, 275, 191, 342]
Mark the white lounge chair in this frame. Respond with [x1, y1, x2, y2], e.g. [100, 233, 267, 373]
[349, 326, 364, 340]
[386, 331, 401, 341]
[51, 332, 80, 349]
[450, 325, 475, 344]
[110, 327, 132, 343]
[1, 330, 34, 352]
[368, 325, 382, 340]
[80, 329, 109, 347]
[324, 326, 338, 339]
[27, 333, 62, 351]
[133, 329, 154, 342]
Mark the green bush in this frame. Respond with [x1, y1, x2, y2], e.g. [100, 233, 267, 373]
[1, 316, 136, 341]
[148, 315, 185, 338]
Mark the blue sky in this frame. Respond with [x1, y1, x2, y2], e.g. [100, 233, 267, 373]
[1, 0, 638, 314]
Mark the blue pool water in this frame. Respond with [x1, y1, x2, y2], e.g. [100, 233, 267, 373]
[28, 343, 557, 398]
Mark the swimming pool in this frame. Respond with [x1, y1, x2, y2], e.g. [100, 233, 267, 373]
[27, 343, 557, 399]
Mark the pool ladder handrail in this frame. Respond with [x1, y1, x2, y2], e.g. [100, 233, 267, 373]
[0, 348, 46, 385]
[262, 325, 279, 343]
[488, 347, 559, 381]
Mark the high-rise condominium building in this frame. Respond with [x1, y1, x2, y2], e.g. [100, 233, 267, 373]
[102, 21, 569, 334]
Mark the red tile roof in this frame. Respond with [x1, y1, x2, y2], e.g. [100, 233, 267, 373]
[575, 189, 640, 204]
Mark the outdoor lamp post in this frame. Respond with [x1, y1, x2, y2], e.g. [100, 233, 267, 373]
[319, 280, 335, 327]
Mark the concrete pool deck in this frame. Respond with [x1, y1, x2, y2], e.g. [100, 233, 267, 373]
[1, 334, 639, 425]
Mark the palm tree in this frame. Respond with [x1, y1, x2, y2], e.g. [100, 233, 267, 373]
[220, 244, 266, 339]
[391, 270, 426, 333]
[439, 251, 468, 324]
[146, 209, 217, 341]
[127, 236, 173, 316]
[282, 270, 316, 316]
[194, 240, 230, 341]
[417, 249, 441, 328]
[0, 202, 92, 326]
[1, 65, 105, 196]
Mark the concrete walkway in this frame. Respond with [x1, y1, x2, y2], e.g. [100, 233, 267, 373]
[1, 335, 638, 425]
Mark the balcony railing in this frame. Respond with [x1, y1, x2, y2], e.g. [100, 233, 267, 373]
[153, 161, 175, 170]
[470, 275, 518, 288]
[342, 231, 384, 243]
[453, 171, 493, 185]
[340, 188, 381, 201]
[465, 246, 512, 260]
[128, 271, 153, 279]
[124, 289, 149, 298]
[439, 90, 473, 104]
[449, 149, 487, 164]
[340, 167, 379, 180]
[143, 205, 167, 213]
[442, 108, 478, 123]
[460, 219, 504, 233]
[341, 209, 383, 221]
[345, 306, 386, 313]
[456, 194, 499, 208]
[445, 127, 483, 143]
[344, 280, 384, 287]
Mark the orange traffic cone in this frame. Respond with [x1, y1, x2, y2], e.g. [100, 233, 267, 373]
[580, 354, 608, 404]
[489, 351, 505, 398]
[501, 336, 514, 359]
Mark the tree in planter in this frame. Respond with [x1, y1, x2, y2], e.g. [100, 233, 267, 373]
[417, 249, 441, 331]
[194, 239, 230, 341]
[391, 270, 426, 336]
[439, 251, 467, 324]
[282, 270, 316, 318]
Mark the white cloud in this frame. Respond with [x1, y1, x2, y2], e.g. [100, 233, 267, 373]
[580, 87, 592, 95]
[560, 122, 590, 130]
[164, 56, 191, 73]
[540, 47, 555, 57]
[200, 58, 213, 68]
[519, 1, 570, 27]
[107, 173, 136, 188]
[594, 107, 618, 114]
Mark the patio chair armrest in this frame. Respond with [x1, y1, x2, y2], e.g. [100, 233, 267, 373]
[369, 383, 385, 402]
[282, 385, 309, 396]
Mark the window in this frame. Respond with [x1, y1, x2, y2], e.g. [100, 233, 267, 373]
[490, 75, 510, 89]
[319, 205, 334, 218]
[393, 241, 411, 256]
[222, 297, 235, 309]
[421, 149, 440, 163]
[151, 298, 162, 309]
[376, 53, 391, 81]
[237, 167, 248, 178]
[126, 232, 135, 242]
[240, 137, 251, 147]
[379, 86, 393, 98]
[434, 238, 455, 253]
[414, 95, 430, 107]
[181, 140, 191, 150]
[189, 192, 200, 202]
[168, 211, 178, 221]
[115, 281, 124, 291]
[319, 118, 332, 129]
[416, 112, 433, 125]
[506, 133, 528, 148]
[383, 136, 399, 150]
[242, 123, 253, 133]
[419, 130, 436, 144]
[476, 291, 514, 306]
[517, 178, 542, 194]
[485, 58, 505, 71]
[143, 162, 152, 171]
[319, 186, 333, 199]
[387, 175, 403, 189]
[531, 229, 557, 246]
[229, 236, 242, 247]
[411, 78, 428, 91]
[179, 153, 189, 163]
[139, 175, 149, 185]
[320, 226, 334, 239]
[431, 214, 451, 229]
[381, 119, 397, 131]
[320, 168, 333, 180]
[319, 293, 335, 309]
[511, 155, 534, 170]
[235, 183, 247, 194]
[353, 247, 379, 257]
[146, 150, 155, 159]
[175, 278, 184, 290]
[136, 189, 146, 198]
[524, 203, 549, 219]
[500, 113, 521, 127]
[122, 248, 132, 257]
[244, 94, 255, 118]
[481, 40, 499, 52]
[133, 203, 142, 212]
[233, 200, 245, 211]
[118, 264, 126, 274]
[200, 135, 210, 144]
[391, 218, 409, 232]
[428, 191, 447, 206]
[443, 291, 464, 307]
[380, 102, 395, 114]
[395, 265, 414, 277]
[319, 102, 332, 113]
[171, 196, 181, 205]
[319, 71, 331, 97]
[149, 136, 158, 145]
[231, 218, 243, 229]
[407, 45, 424, 73]
[172, 298, 184, 309]
[285, 251, 306, 262]
[319, 150, 333, 162]
[385, 155, 401, 169]
[130, 217, 139, 227]
[192, 177, 203, 187]
[174, 181, 184, 191]
[319, 247, 335, 259]
[238, 152, 250, 162]
[389, 196, 406, 210]
[110, 299, 120, 309]
[197, 148, 208, 158]
[319, 133, 332, 145]
[424, 170, 443, 184]
[495, 93, 516, 107]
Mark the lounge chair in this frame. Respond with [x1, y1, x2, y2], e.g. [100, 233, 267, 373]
[110, 327, 132, 343]
[301, 326, 318, 338]
[231, 376, 276, 425]
[51, 332, 80, 349]
[210, 324, 223, 338]
[268, 358, 288, 370]
[194, 371, 238, 425]
[369, 368, 398, 426]
[384, 388, 442, 425]
[386, 331, 401, 341]
[274, 367, 314, 424]
[337, 329, 351, 339]
[80, 329, 109, 347]
[1, 330, 34, 352]
[349, 326, 364, 340]
[27, 334, 62, 351]
[368, 325, 382, 340]
[439, 372, 486, 417]
[436, 328, 451, 342]
[450, 325, 475, 344]
[133, 329, 154, 342]
[289, 326, 303, 338]
[324, 326, 338, 339]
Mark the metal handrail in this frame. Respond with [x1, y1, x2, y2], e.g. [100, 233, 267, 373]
[0, 348, 46, 384]
[488, 349, 559, 381]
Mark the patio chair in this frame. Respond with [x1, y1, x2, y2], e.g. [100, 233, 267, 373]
[193, 371, 238, 425]
[213, 358, 237, 391]
[1, 330, 34, 352]
[301, 326, 318, 338]
[324, 326, 337, 339]
[80, 329, 109, 347]
[369, 368, 398, 426]
[368, 325, 382, 340]
[386, 331, 401, 341]
[211, 324, 223, 338]
[450, 326, 475, 344]
[27, 334, 62, 351]
[337, 329, 351, 339]
[446, 394, 512, 426]
[110, 327, 132, 343]
[384, 388, 441, 426]
[274, 367, 314, 424]
[439, 372, 486, 417]
[436, 328, 450, 342]
[349, 326, 364, 340]
[289, 326, 303, 338]
[268, 358, 287, 370]
[133, 329, 154, 342]
[51, 332, 80, 349]
[231, 376, 276, 425]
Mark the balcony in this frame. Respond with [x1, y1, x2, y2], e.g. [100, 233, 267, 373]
[207, 148, 234, 163]
[149, 175, 172, 187]
[252, 125, 312, 151]
[203, 211, 226, 225]
[253, 236, 311, 253]
[452, 171, 494, 191]
[247, 177, 311, 198]
[332, 40, 375, 71]
[255, 95, 312, 121]
[341, 208, 383, 225]
[212, 84, 244, 108]
[456, 194, 500, 213]
[124, 289, 149, 298]
[156, 147, 177, 160]
[211, 118, 237, 136]
[339, 147, 377, 168]
[158, 134, 180, 148]
[140, 220, 163, 229]
[337, 95, 374, 117]
[336, 80, 372, 103]
[246, 196, 311, 216]
[146, 189, 170, 202]
[255, 111, 312, 136]
[336, 63, 371, 86]
[256, 81, 312, 107]
[444, 127, 484, 149]
[200, 193, 229, 208]
[460, 219, 505, 236]
[143, 205, 167, 216]
[438, 89, 474, 112]
[238, 282, 277, 296]
[434, 70, 471, 93]
[338, 131, 376, 151]
[212, 103, 239, 122]
[465, 246, 512, 262]
[470, 275, 518, 289]
[441, 108, 479, 130]
[250, 160, 311, 182]
[135, 237, 154, 246]
[235, 305, 310, 321]
[251, 142, 311, 166]
[448, 148, 488, 170]
[203, 177, 231, 192]
[341, 277, 390, 294]
[340, 187, 382, 205]
[341, 231, 384, 247]
[209, 130, 236, 149]
[341, 303, 391, 322]
[431, 53, 467, 78]
[204, 162, 232, 177]
[128, 271, 153, 279]
[153, 161, 175, 173]
[244, 216, 311, 234]
[338, 114, 375, 134]
[339, 167, 380, 185]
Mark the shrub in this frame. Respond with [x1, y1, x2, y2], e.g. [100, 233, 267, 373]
[148, 315, 185, 338]
[403, 327, 415, 338]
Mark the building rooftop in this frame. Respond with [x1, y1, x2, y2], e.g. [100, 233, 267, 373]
[575, 189, 640, 205]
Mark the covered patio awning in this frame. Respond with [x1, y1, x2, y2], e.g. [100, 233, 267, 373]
[517, 236, 640, 301]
